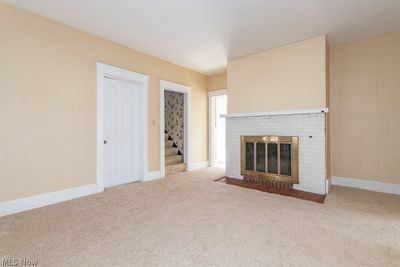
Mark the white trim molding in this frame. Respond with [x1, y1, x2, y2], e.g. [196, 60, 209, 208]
[326, 177, 332, 194]
[144, 171, 162, 182]
[208, 89, 228, 97]
[0, 184, 98, 217]
[97, 62, 149, 190]
[331, 176, 400, 195]
[160, 80, 191, 177]
[208, 89, 227, 168]
[188, 161, 209, 171]
[222, 108, 328, 119]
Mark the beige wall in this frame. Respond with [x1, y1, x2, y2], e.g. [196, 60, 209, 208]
[207, 72, 227, 91]
[330, 32, 400, 184]
[326, 42, 331, 178]
[227, 36, 327, 113]
[0, 3, 208, 202]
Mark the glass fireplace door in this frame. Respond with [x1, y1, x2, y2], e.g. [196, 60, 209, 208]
[241, 136, 298, 184]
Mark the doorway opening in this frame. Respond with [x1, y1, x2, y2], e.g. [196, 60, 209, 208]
[160, 80, 191, 177]
[164, 91, 185, 175]
[209, 89, 227, 168]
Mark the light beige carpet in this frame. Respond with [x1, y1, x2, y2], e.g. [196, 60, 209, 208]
[1, 168, 399, 267]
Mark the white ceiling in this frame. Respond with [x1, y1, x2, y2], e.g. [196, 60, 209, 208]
[3, 0, 400, 75]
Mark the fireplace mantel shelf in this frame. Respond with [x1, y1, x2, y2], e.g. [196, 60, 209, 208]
[222, 108, 329, 118]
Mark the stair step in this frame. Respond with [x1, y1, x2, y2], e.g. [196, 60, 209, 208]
[165, 140, 174, 148]
[165, 163, 186, 176]
[165, 147, 179, 156]
[165, 155, 183, 165]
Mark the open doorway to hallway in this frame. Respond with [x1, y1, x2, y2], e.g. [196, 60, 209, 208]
[209, 90, 227, 168]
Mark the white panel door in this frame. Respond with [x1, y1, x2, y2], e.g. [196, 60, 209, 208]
[104, 77, 140, 187]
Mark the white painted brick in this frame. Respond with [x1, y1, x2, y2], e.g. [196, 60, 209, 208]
[226, 113, 327, 194]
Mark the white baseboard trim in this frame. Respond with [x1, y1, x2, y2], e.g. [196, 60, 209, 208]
[144, 171, 162, 182]
[188, 161, 209, 171]
[331, 176, 400, 195]
[0, 184, 99, 217]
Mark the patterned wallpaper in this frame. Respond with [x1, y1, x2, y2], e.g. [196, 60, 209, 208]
[164, 91, 184, 155]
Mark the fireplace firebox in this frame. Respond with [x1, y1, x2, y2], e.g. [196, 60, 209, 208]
[240, 136, 299, 184]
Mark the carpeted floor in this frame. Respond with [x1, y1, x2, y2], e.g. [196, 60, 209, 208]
[1, 168, 399, 266]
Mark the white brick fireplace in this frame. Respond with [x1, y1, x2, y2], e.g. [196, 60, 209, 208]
[225, 109, 328, 195]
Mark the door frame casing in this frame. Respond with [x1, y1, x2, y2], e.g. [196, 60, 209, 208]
[160, 80, 191, 177]
[208, 89, 227, 167]
[97, 63, 149, 192]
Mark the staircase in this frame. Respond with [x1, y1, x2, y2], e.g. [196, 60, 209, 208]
[165, 132, 186, 175]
